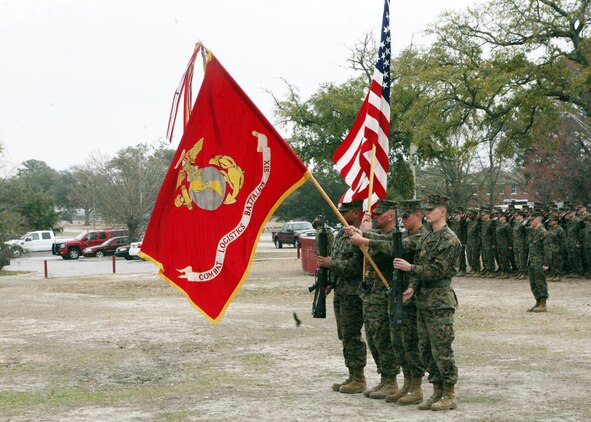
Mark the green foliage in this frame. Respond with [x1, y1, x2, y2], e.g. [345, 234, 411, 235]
[274, 77, 367, 172]
[19, 192, 61, 231]
[0, 172, 60, 232]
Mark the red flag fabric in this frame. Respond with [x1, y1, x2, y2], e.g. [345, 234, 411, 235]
[332, 0, 391, 209]
[140, 54, 310, 323]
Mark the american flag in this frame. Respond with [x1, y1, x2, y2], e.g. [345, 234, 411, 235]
[332, 0, 391, 209]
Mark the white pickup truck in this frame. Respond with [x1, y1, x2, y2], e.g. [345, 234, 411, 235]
[5, 230, 56, 253]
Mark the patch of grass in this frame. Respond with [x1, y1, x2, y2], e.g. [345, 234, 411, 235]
[0, 270, 31, 276]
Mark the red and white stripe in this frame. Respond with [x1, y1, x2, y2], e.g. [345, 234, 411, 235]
[333, 68, 390, 209]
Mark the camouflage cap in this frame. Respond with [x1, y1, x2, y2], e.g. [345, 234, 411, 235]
[548, 214, 560, 222]
[424, 194, 450, 210]
[399, 199, 422, 216]
[480, 207, 492, 215]
[337, 200, 363, 212]
[530, 210, 543, 218]
[373, 199, 397, 215]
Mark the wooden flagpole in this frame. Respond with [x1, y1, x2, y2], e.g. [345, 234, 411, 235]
[362, 143, 378, 277]
[308, 172, 389, 288]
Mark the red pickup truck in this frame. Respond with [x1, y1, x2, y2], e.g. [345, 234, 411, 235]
[52, 229, 129, 259]
[271, 221, 314, 248]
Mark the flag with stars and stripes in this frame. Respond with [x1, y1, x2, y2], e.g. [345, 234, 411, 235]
[332, 0, 391, 209]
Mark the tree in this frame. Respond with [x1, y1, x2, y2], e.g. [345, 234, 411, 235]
[272, 36, 416, 208]
[17, 159, 61, 196]
[66, 167, 99, 226]
[392, 20, 561, 209]
[91, 143, 174, 241]
[273, 77, 368, 172]
[442, 0, 591, 117]
[524, 112, 591, 203]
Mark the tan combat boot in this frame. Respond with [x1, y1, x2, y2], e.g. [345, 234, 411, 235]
[363, 375, 384, 397]
[332, 368, 352, 392]
[397, 377, 423, 405]
[385, 374, 411, 402]
[369, 374, 398, 399]
[533, 298, 547, 312]
[339, 368, 366, 394]
[431, 384, 457, 411]
[418, 383, 443, 410]
[526, 298, 540, 312]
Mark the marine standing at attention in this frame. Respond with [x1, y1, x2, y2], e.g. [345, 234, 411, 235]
[393, 194, 461, 411]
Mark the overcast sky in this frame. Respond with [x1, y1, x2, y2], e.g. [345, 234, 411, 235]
[0, 0, 475, 174]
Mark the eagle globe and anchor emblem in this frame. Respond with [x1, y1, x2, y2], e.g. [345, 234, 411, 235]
[174, 137, 244, 211]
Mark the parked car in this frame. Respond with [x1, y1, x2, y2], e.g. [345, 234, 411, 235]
[271, 221, 314, 248]
[6, 230, 56, 253]
[82, 236, 130, 257]
[115, 244, 135, 260]
[53, 229, 128, 260]
[128, 239, 143, 258]
[292, 224, 339, 247]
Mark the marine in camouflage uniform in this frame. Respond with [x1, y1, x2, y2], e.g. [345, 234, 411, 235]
[494, 213, 512, 278]
[480, 210, 496, 277]
[512, 212, 528, 279]
[317, 200, 366, 393]
[391, 200, 429, 405]
[347, 200, 400, 399]
[565, 209, 584, 277]
[395, 194, 461, 411]
[448, 211, 467, 276]
[350, 199, 429, 404]
[465, 210, 482, 275]
[547, 215, 567, 281]
[526, 211, 551, 312]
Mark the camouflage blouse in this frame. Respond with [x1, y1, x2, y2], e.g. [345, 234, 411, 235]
[409, 224, 461, 310]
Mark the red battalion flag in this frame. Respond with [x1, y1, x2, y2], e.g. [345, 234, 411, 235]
[140, 51, 310, 323]
[332, 0, 391, 208]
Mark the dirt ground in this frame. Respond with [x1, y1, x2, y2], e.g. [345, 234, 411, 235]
[1, 248, 591, 421]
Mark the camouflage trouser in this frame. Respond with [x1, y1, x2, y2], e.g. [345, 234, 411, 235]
[550, 249, 563, 276]
[586, 248, 591, 275]
[481, 242, 496, 272]
[417, 307, 458, 385]
[513, 246, 527, 274]
[457, 244, 467, 272]
[528, 264, 548, 300]
[566, 240, 583, 274]
[361, 286, 399, 376]
[334, 291, 366, 369]
[466, 243, 481, 272]
[390, 301, 424, 379]
[496, 245, 511, 273]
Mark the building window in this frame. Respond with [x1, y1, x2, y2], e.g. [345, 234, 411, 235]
[511, 183, 517, 195]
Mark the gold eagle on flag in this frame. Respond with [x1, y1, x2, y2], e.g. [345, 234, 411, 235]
[174, 137, 244, 211]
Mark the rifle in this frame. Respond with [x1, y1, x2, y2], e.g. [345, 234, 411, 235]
[389, 206, 407, 326]
[309, 224, 332, 318]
